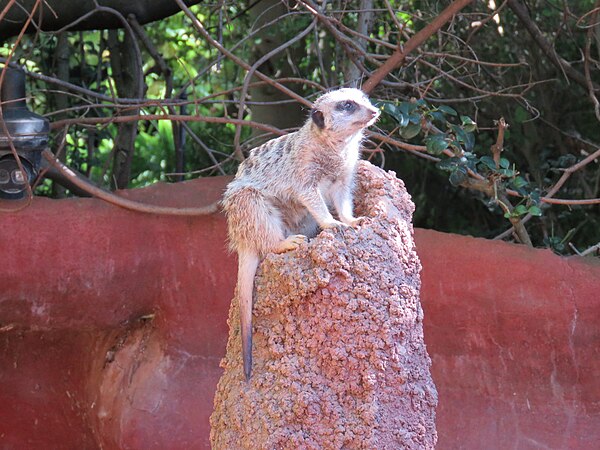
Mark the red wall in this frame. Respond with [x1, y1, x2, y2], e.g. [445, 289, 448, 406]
[0, 177, 598, 449]
[417, 229, 600, 449]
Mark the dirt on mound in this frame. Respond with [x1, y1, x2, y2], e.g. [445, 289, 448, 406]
[210, 161, 438, 449]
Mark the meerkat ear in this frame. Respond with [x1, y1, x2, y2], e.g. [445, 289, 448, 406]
[311, 109, 325, 129]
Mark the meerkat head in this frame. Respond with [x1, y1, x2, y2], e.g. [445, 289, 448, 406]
[310, 88, 380, 137]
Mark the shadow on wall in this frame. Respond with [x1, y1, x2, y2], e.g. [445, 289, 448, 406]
[0, 176, 599, 449]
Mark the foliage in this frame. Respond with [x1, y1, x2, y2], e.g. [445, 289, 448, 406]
[0, 0, 598, 255]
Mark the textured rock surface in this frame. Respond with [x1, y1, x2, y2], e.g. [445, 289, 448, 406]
[210, 161, 438, 449]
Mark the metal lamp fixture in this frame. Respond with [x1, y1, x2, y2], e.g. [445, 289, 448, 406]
[0, 66, 50, 199]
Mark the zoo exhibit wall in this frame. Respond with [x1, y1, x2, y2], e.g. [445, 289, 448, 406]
[0, 176, 599, 449]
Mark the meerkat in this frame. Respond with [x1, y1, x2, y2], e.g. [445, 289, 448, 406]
[222, 88, 380, 380]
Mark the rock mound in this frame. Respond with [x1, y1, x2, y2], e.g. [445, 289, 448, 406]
[210, 161, 438, 449]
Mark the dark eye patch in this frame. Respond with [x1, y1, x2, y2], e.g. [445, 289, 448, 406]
[335, 100, 357, 112]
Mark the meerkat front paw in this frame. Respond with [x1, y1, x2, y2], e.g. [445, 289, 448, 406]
[274, 234, 307, 254]
[320, 219, 349, 230]
[343, 216, 366, 227]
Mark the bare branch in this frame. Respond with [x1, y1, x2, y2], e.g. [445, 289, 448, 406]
[50, 113, 286, 136]
[42, 150, 220, 216]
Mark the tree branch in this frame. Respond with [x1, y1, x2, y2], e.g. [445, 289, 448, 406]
[50, 113, 285, 136]
[41, 150, 220, 216]
[174, 0, 311, 108]
[362, 0, 475, 93]
[506, 0, 599, 92]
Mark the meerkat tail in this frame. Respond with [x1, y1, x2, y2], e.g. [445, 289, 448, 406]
[237, 250, 260, 381]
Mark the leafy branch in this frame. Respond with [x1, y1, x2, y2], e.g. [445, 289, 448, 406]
[378, 96, 600, 247]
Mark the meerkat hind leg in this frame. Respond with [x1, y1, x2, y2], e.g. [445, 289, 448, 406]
[273, 234, 307, 254]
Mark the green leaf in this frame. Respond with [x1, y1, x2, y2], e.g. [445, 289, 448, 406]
[529, 190, 541, 204]
[499, 158, 510, 169]
[399, 122, 421, 139]
[147, 79, 165, 98]
[514, 106, 529, 123]
[437, 158, 458, 171]
[381, 102, 397, 117]
[449, 140, 462, 152]
[426, 135, 449, 155]
[556, 154, 577, 168]
[514, 205, 528, 216]
[544, 236, 565, 253]
[460, 115, 477, 132]
[408, 114, 421, 124]
[382, 103, 409, 127]
[449, 167, 468, 186]
[399, 113, 410, 127]
[463, 154, 478, 171]
[511, 176, 528, 189]
[450, 124, 468, 144]
[399, 102, 417, 115]
[464, 132, 475, 152]
[438, 105, 457, 116]
[429, 111, 446, 123]
[480, 156, 497, 170]
[528, 205, 542, 216]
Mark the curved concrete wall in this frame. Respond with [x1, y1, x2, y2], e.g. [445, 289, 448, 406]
[417, 228, 600, 449]
[0, 177, 598, 449]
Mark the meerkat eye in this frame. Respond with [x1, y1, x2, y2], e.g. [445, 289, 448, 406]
[336, 100, 357, 113]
